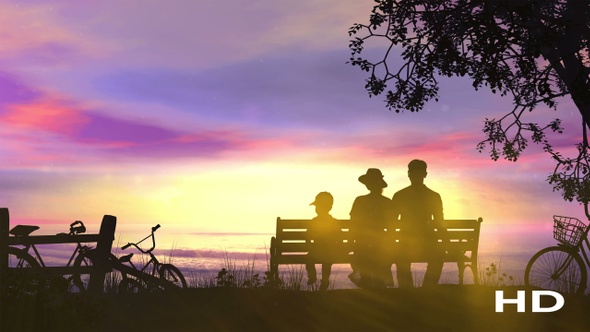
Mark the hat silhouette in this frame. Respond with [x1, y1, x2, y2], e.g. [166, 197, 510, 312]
[358, 168, 387, 188]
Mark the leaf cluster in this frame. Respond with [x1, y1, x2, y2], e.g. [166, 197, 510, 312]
[548, 141, 590, 204]
[348, 0, 587, 112]
[348, 0, 590, 204]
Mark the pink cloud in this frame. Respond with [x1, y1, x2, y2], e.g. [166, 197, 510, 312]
[2, 97, 89, 136]
[317, 130, 483, 168]
[0, 91, 309, 165]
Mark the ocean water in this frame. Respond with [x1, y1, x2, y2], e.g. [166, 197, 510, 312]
[6, 222, 559, 289]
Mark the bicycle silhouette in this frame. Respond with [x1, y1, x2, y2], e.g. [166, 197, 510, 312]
[6, 220, 118, 293]
[116, 224, 187, 292]
[525, 215, 590, 294]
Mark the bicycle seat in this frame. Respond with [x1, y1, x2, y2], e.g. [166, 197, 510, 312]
[119, 253, 134, 263]
[9, 225, 40, 236]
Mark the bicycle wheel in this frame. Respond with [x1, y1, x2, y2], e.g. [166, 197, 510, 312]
[7, 247, 40, 268]
[525, 246, 587, 295]
[6, 247, 44, 295]
[72, 249, 120, 293]
[159, 264, 187, 289]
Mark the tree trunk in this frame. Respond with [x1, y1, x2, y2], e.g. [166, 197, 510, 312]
[538, 0, 590, 130]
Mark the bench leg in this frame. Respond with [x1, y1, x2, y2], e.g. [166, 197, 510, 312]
[472, 263, 479, 285]
[269, 236, 279, 287]
[457, 262, 479, 285]
[270, 263, 278, 285]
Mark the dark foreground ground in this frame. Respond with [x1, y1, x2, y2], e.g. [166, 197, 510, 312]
[2, 285, 590, 331]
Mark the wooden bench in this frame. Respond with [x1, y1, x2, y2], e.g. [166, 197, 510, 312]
[269, 217, 483, 286]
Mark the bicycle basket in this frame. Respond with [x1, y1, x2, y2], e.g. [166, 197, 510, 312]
[553, 215, 587, 247]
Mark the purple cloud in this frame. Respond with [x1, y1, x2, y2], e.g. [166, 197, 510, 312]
[77, 113, 178, 145]
[91, 50, 392, 128]
[0, 71, 40, 105]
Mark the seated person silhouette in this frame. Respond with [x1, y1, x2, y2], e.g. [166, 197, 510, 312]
[391, 159, 445, 288]
[349, 168, 392, 288]
[305, 191, 342, 291]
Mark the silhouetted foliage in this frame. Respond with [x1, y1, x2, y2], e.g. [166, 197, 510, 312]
[348, 0, 590, 209]
[215, 268, 275, 288]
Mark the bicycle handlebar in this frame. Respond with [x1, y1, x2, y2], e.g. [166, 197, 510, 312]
[69, 220, 86, 235]
[121, 225, 162, 253]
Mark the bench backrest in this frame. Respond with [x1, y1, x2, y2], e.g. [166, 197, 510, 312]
[272, 217, 483, 264]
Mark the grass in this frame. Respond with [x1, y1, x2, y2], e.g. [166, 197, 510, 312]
[196, 253, 311, 290]
[5, 284, 590, 332]
[6, 244, 524, 296]
[479, 262, 521, 287]
[112, 256, 525, 292]
[7, 257, 590, 332]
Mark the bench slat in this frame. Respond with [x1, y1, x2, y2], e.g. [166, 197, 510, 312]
[277, 231, 308, 240]
[276, 234, 474, 240]
[442, 242, 477, 252]
[444, 218, 483, 228]
[277, 231, 351, 241]
[274, 255, 354, 265]
[275, 242, 475, 254]
[276, 236, 478, 244]
[445, 230, 480, 241]
[274, 252, 473, 264]
[277, 219, 481, 231]
[276, 243, 353, 253]
[276, 219, 309, 230]
[277, 234, 355, 242]
[277, 219, 351, 230]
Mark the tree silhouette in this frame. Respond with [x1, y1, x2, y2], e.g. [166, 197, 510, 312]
[348, 0, 590, 214]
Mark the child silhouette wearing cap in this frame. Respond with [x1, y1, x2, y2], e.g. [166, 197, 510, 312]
[306, 191, 341, 291]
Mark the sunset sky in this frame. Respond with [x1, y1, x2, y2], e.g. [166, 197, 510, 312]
[0, 0, 586, 242]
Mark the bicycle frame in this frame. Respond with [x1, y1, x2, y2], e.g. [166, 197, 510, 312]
[122, 251, 162, 277]
[11, 221, 91, 269]
[19, 242, 46, 267]
[117, 225, 173, 287]
[550, 214, 590, 289]
[115, 224, 187, 291]
[120, 225, 161, 271]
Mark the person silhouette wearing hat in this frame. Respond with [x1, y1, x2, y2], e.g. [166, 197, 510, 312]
[306, 191, 341, 291]
[391, 159, 445, 288]
[349, 168, 393, 288]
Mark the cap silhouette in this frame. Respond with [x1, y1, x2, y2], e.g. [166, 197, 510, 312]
[310, 192, 334, 207]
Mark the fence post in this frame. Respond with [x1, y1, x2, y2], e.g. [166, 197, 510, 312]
[0, 208, 9, 313]
[88, 215, 116, 294]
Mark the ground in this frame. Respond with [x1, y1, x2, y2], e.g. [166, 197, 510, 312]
[2, 286, 590, 331]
